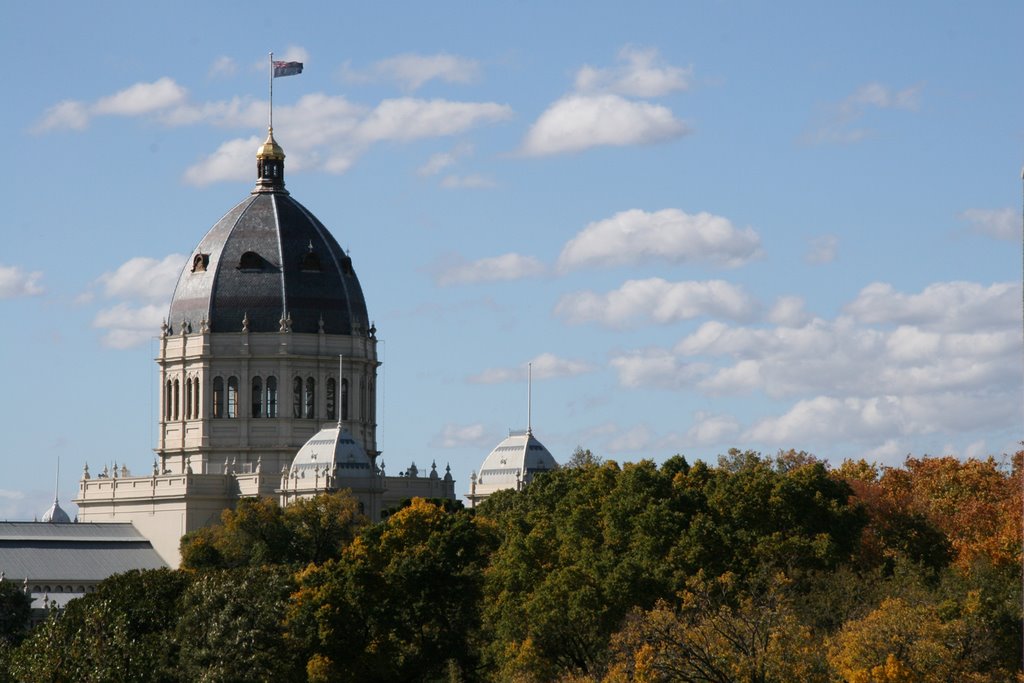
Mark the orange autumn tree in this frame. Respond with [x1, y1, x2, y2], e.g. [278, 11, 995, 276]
[837, 453, 1021, 572]
[879, 453, 1021, 571]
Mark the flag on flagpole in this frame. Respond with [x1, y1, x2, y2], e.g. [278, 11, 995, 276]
[273, 61, 303, 78]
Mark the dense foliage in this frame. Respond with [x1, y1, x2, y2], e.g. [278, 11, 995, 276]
[0, 452, 1020, 682]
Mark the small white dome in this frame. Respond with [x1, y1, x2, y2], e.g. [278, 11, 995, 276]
[41, 499, 71, 524]
[471, 430, 558, 500]
[291, 426, 373, 477]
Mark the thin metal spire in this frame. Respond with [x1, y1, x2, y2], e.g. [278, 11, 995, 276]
[53, 457, 60, 504]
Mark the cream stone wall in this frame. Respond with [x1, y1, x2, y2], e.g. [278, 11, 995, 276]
[157, 328, 379, 477]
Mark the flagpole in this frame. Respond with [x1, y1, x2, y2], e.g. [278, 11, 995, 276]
[268, 51, 274, 130]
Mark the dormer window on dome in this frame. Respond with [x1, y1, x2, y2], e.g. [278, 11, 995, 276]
[238, 251, 265, 272]
[192, 254, 209, 272]
[300, 244, 322, 272]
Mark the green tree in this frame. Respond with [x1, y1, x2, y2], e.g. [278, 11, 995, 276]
[0, 581, 31, 646]
[181, 491, 365, 568]
[175, 566, 301, 682]
[481, 460, 686, 679]
[288, 498, 496, 682]
[282, 491, 363, 564]
[9, 569, 188, 683]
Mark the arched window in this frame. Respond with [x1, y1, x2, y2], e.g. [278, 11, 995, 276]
[228, 378, 239, 417]
[251, 376, 263, 418]
[300, 251, 321, 272]
[238, 251, 263, 271]
[293, 377, 302, 418]
[326, 378, 336, 420]
[213, 377, 224, 418]
[164, 380, 172, 420]
[193, 377, 200, 418]
[341, 378, 349, 420]
[304, 377, 315, 419]
[266, 376, 278, 417]
[172, 379, 180, 420]
[185, 377, 193, 419]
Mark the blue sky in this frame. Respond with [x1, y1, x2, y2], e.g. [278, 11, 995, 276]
[1, 1, 1021, 519]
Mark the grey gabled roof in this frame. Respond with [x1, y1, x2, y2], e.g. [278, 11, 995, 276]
[0, 522, 167, 582]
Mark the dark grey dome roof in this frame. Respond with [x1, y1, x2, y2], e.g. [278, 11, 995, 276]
[168, 131, 370, 335]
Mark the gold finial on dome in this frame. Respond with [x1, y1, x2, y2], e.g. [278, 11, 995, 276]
[257, 127, 285, 161]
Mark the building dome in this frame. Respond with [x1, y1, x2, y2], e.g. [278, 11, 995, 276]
[167, 129, 370, 335]
[41, 498, 71, 524]
[291, 425, 374, 477]
[467, 430, 558, 506]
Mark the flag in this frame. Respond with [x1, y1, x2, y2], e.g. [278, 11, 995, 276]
[273, 61, 303, 78]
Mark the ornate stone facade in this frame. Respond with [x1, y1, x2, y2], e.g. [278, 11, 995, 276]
[75, 129, 455, 567]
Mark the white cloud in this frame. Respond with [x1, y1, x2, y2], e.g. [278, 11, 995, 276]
[805, 234, 838, 264]
[418, 151, 458, 177]
[279, 46, 310, 65]
[431, 423, 491, 448]
[685, 412, 742, 446]
[610, 349, 709, 389]
[672, 316, 1017, 400]
[88, 254, 187, 349]
[0, 265, 44, 299]
[469, 353, 594, 384]
[803, 82, 922, 144]
[522, 94, 687, 156]
[609, 279, 1020, 452]
[767, 296, 810, 327]
[558, 208, 762, 271]
[33, 78, 511, 184]
[959, 207, 1016, 241]
[33, 100, 90, 132]
[745, 395, 904, 443]
[844, 281, 1017, 331]
[607, 424, 652, 453]
[177, 96, 510, 184]
[272, 93, 366, 146]
[355, 98, 512, 144]
[92, 303, 167, 349]
[531, 352, 595, 380]
[846, 82, 922, 111]
[435, 252, 545, 286]
[95, 254, 187, 302]
[157, 97, 264, 128]
[34, 77, 187, 131]
[343, 53, 481, 91]
[93, 77, 187, 116]
[208, 56, 237, 78]
[184, 136, 261, 186]
[556, 278, 757, 328]
[574, 46, 692, 97]
[439, 174, 496, 189]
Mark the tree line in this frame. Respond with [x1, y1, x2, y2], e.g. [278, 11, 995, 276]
[0, 449, 1020, 682]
